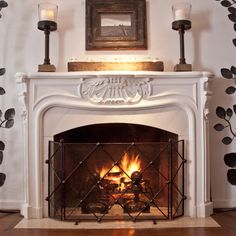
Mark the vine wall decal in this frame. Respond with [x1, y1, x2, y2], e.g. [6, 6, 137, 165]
[0, 1, 15, 188]
[214, 0, 236, 185]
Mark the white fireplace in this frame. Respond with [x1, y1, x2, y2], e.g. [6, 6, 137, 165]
[16, 71, 213, 219]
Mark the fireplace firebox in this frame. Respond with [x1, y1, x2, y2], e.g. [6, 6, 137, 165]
[47, 123, 185, 222]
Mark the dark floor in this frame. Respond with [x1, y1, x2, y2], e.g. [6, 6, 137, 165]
[0, 210, 236, 236]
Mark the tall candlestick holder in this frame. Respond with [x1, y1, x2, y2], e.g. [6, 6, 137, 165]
[38, 3, 58, 72]
[172, 2, 192, 72]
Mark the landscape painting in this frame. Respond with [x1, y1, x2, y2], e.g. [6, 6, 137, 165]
[100, 14, 133, 37]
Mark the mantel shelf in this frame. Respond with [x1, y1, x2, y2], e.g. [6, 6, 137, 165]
[16, 71, 214, 80]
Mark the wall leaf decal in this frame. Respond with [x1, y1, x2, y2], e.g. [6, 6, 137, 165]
[215, 0, 236, 185]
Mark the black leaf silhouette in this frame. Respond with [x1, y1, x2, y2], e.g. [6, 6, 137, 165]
[0, 87, 5, 95]
[221, 68, 233, 78]
[0, 1, 8, 8]
[234, 23, 236, 31]
[227, 169, 236, 185]
[0, 141, 5, 151]
[214, 123, 225, 131]
[5, 119, 14, 128]
[222, 136, 233, 145]
[227, 108, 233, 117]
[4, 108, 15, 120]
[234, 104, 236, 114]
[228, 13, 236, 22]
[229, 7, 236, 13]
[224, 153, 236, 167]
[0, 68, 5, 76]
[231, 66, 236, 74]
[0, 173, 6, 187]
[0, 151, 3, 165]
[221, 0, 233, 7]
[233, 38, 236, 46]
[226, 86, 236, 94]
[216, 106, 226, 118]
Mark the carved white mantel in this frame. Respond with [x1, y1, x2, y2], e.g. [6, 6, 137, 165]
[15, 71, 213, 219]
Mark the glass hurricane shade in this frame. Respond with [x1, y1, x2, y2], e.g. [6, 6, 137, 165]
[38, 3, 58, 22]
[172, 2, 192, 21]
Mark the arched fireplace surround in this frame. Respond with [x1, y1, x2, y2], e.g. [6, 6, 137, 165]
[16, 71, 213, 219]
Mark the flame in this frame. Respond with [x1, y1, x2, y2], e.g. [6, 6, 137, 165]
[121, 153, 141, 177]
[99, 153, 142, 191]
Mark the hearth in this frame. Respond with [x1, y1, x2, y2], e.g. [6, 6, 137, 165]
[47, 123, 184, 222]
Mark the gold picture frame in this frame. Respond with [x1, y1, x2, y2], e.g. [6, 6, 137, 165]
[86, 0, 147, 50]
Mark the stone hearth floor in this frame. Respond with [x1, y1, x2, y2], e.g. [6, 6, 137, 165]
[15, 217, 220, 229]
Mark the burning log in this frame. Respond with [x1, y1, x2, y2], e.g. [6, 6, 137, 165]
[81, 172, 103, 214]
[107, 171, 123, 178]
[131, 171, 142, 184]
[82, 201, 109, 214]
[120, 177, 131, 184]
[100, 179, 119, 191]
[80, 153, 154, 215]
[123, 200, 150, 213]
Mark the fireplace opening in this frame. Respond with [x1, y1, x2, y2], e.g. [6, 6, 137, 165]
[47, 123, 185, 222]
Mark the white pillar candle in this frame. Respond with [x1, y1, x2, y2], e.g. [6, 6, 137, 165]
[40, 9, 55, 21]
[172, 2, 191, 21]
[174, 9, 188, 21]
[38, 3, 58, 22]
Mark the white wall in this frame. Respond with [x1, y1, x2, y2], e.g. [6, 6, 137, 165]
[0, 0, 235, 209]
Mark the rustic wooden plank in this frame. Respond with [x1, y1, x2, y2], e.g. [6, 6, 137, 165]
[68, 61, 164, 72]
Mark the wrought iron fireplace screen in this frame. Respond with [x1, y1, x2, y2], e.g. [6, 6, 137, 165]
[46, 139, 185, 222]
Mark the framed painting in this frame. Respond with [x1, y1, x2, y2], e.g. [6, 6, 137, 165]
[86, 0, 147, 50]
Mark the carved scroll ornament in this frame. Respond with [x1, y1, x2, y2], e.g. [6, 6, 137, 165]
[78, 77, 152, 104]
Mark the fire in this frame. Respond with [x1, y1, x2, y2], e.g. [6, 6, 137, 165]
[99, 153, 142, 191]
[121, 153, 141, 177]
